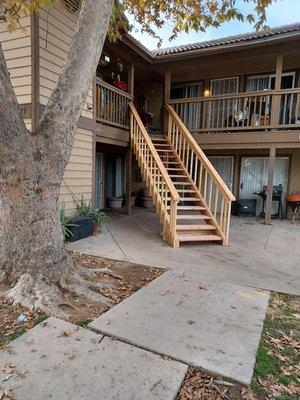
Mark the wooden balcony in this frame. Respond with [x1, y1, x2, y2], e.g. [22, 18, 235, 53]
[95, 79, 133, 130]
[166, 88, 300, 135]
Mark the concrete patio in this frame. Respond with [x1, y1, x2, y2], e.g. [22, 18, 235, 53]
[68, 209, 300, 295]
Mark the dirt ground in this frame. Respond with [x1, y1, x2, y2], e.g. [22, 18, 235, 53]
[0, 252, 163, 347]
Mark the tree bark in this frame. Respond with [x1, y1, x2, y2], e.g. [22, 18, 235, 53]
[0, 0, 114, 310]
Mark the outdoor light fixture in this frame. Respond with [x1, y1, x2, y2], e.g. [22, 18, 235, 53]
[99, 53, 111, 67]
[204, 89, 210, 97]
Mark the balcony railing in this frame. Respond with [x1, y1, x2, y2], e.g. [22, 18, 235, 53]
[95, 79, 133, 129]
[166, 88, 300, 134]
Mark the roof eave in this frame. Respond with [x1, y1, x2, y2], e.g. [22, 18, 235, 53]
[152, 31, 300, 61]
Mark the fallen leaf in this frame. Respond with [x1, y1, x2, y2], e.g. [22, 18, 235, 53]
[2, 364, 13, 375]
[64, 327, 79, 337]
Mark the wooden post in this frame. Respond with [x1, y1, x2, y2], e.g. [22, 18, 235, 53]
[128, 62, 134, 96]
[126, 62, 134, 215]
[271, 54, 283, 126]
[125, 147, 132, 215]
[163, 69, 171, 134]
[265, 146, 276, 225]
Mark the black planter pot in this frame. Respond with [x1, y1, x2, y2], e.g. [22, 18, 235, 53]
[69, 216, 93, 242]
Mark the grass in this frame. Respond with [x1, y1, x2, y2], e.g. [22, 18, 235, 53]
[76, 318, 92, 327]
[9, 327, 26, 341]
[251, 293, 299, 399]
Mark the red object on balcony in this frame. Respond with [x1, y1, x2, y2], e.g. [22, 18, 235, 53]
[114, 80, 128, 92]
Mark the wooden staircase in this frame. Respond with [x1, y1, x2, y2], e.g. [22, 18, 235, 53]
[129, 102, 235, 248]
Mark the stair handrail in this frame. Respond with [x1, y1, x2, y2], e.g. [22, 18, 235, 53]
[129, 102, 180, 202]
[129, 102, 180, 247]
[165, 104, 235, 202]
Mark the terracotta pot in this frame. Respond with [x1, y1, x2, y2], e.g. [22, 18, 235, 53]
[92, 223, 99, 236]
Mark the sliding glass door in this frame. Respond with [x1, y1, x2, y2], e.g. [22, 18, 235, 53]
[209, 77, 239, 128]
[240, 157, 289, 215]
[171, 82, 203, 130]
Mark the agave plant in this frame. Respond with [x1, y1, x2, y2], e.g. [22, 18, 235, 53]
[60, 206, 77, 241]
[74, 195, 108, 227]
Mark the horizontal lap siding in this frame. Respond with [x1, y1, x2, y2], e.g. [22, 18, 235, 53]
[59, 128, 94, 213]
[0, 17, 31, 104]
[38, 6, 93, 118]
[39, 5, 95, 214]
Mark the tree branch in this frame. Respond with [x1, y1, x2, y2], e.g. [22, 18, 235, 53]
[38, 0, 114, 165]
[0, 43, 28, 146]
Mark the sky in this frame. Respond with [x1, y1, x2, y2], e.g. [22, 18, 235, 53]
[127, 0, 300, 50]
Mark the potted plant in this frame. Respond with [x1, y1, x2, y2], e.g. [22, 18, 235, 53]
[74, 196, 107, 236]
[60, 206, 78, 241]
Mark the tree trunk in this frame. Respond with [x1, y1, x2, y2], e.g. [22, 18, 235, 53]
[0, 147, 71, 284]
[0, 0, 114, 311]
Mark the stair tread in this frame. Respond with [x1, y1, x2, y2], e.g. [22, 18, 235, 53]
[177, 215, 210, 220]
[179, 197, 201, 201]
[175, 189, 196, 193]
[166, 205, 205, 210]
[178, 234, 222, 242]
[170, 175, 187, 178]
[176, 225, 216, 231]
[173, 182, 192, 186]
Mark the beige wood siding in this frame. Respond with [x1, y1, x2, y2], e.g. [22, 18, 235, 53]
[38, 5, 93, 118]
[59, 127, 93, 213]
[0, 16, 31, 104]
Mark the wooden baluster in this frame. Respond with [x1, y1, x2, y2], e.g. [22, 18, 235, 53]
[208, 177, 213, 209]
[223, 201, 232, 245]
[220, 197, 225, 233]
[190, 150, 194, 178]
[178, 130, 182, 160]
[172, 120, 176, 147]
[185, 144, 190, 170]
[203, 170, 208, 202]
[193, 158, 198, 185]
[182, 137, 186, 165]
[282, 94, 287, 125]
[167, 114, 172, 142]
[198, 163, 203, 194]
[175, 126, 179, 153]
[213, 188, 219, 217]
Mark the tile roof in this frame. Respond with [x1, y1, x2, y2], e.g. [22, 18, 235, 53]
[151, 23, 300, 57]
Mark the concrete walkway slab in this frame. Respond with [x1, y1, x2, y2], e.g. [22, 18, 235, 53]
[89, 270, 269, 385]
[68, 211, 300, 295]
[0, 317, 187, 400]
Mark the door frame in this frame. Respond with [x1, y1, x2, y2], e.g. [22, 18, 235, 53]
[95, 152, 105, 209]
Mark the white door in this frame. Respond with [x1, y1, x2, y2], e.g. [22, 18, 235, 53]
[240, 157, 289, 215]
[95, 153, 104, 209]
[209, 77, 239, 128]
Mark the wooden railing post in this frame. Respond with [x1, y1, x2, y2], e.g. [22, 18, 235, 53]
[170, 199, 179, 248]
[271, 54, 283, 126]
